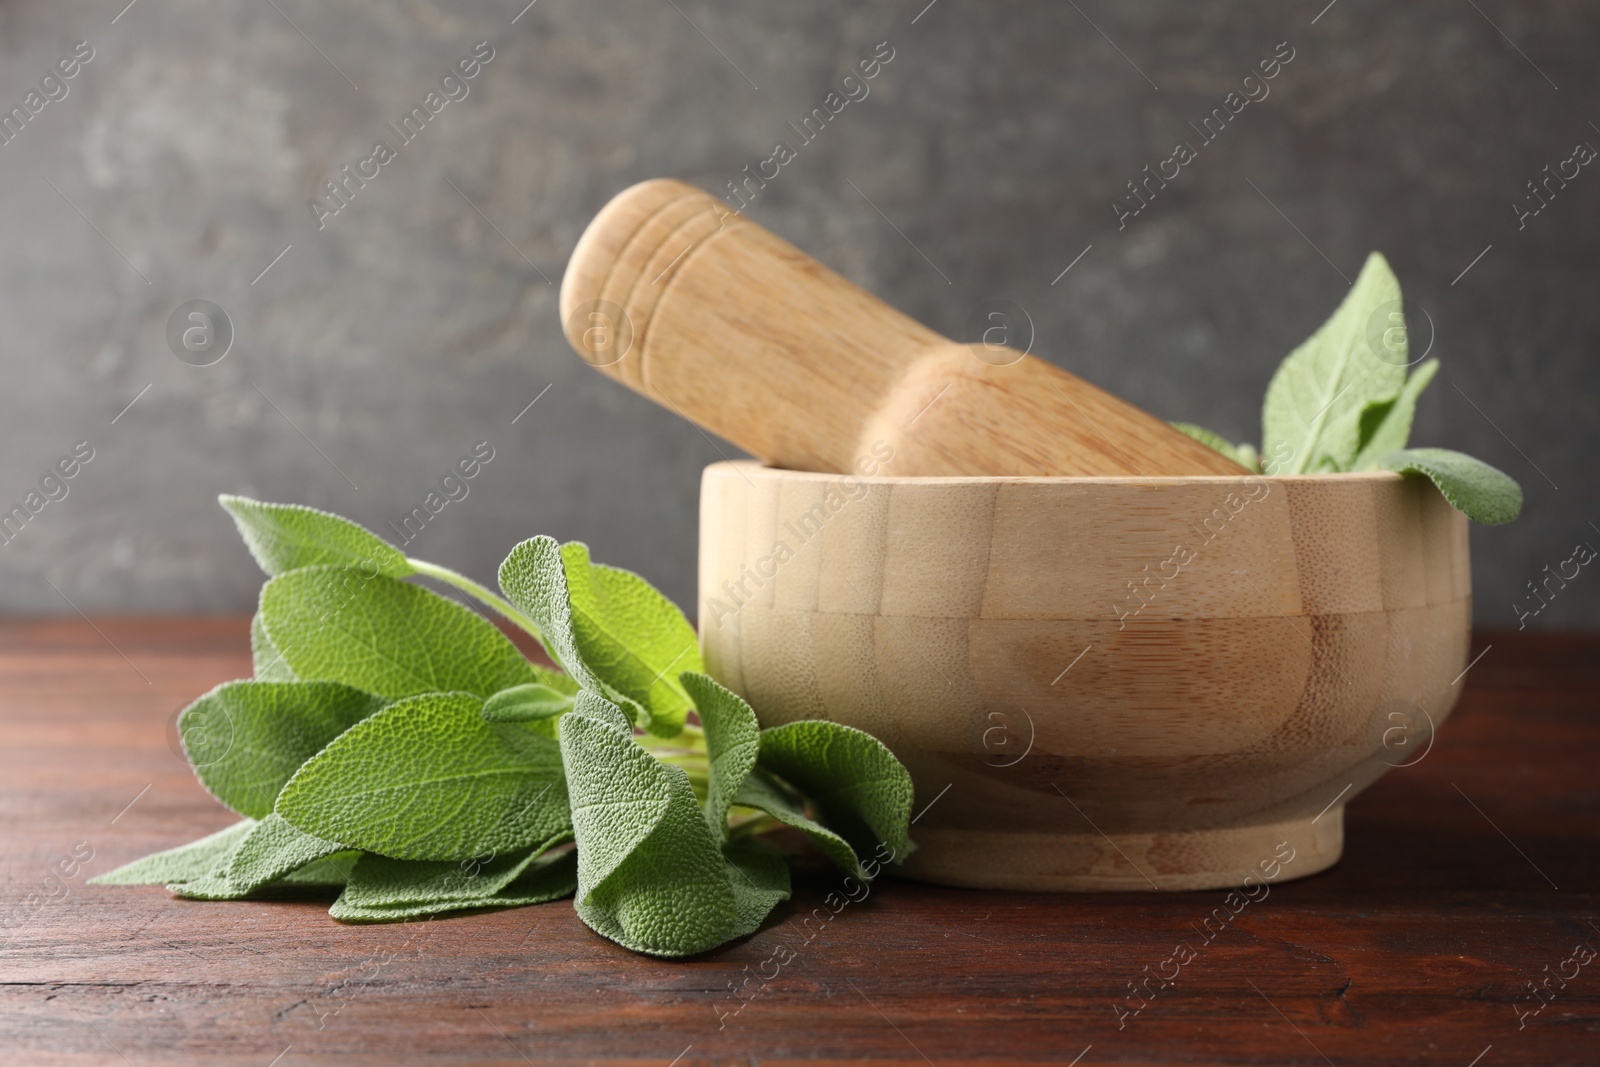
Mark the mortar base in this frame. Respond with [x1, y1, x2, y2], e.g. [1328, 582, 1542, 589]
[895, 810, 1343, 892]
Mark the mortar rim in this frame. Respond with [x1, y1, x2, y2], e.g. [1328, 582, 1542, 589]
[704, 459, 1409, 488]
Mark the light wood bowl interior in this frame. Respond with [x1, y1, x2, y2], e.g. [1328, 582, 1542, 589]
[699, 461, 1471, 891]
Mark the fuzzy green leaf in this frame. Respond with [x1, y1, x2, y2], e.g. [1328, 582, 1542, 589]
[170, 851, 359, 901]
[178, 680, 386, 818]
[560, 692, 671, 891]
[497, 537, 648, 728]
[250, 612, 297, 681]
[734, 769, 866, 878]
[164, 876, 256, 900]
[220, 495, 412, 579]
[1371, 447, 1524, 525]
[722, 838, 791, 940]
[1170, 423, 1259, 471]
[1351, 358, 1439, 469]
[681, 672, 760, 838]
[1263, 252, 1409, 474]
[333, 833, 571, 912]
[756, 721, 915, 864]
[260, 568, 543, 701]
[276, 692, 570, 862]
[561, 543, 702, 737]
[89, 821, 256, 885]
[329, 849, 578, 922]
[498, 538, 610, 694]
[560, 691, 755, 957]
[276, 852, 360, 886]
[573, 770, 739, 957]
[160, 848, 356, 899]
[482, 681, 577, 724]
[224, 812, 348, 894]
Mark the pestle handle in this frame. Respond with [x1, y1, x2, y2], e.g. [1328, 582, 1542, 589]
[561, 179, 1248, 478]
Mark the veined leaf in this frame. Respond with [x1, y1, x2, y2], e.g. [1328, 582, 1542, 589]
[277, 852, 360, 887]
[260, 568, 543, 701]
[496, 537, 649, 730]
[734, 769, 866, 879]
[681, 672, 760, 838]
[562, 543, 702, 737]
[225, 812, 348, 895]
[722, 838, 792, 940]
[1352, 358, 1439, 469]
[560, 692, 670, 891]
[560, 691, 762, 957]
[756, 720, 915, 864]
[220, 495, 411, 579]
[178, 680, 386, 818]
[89, 821, 255, 885]
[1372, 447, 1523, 525]
[333, 833, 571, 912]
[329, 849, 578, 923]
[482, 680, 577, 725]
[250, 612, 296, 681]
[172, 812, 353, 901]
[1263, 252, 1408, 474]
[276, 692, 570, 862]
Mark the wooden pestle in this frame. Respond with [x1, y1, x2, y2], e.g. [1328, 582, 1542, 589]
[560, 179, 1248, 477]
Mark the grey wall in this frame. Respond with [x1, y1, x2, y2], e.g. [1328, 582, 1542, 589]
[0, 0, 1595, 630]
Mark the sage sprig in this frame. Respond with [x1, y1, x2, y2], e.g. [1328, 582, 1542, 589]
[94, 497, 914, 957]
[1175, 252, 1523, 525]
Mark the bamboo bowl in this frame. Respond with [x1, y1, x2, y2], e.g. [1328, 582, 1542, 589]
[698, 461, 1471, 891]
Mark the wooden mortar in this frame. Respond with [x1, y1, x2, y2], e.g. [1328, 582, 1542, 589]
[699, 462, 1470, 890]
[561, 179, 1469, 890]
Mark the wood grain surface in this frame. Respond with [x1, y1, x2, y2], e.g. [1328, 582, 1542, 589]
[0, 618, 1595, 1066]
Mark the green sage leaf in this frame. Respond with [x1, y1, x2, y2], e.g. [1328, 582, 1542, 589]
[756, 720, 915, 864]
[328, 849, 578, 923]
[178, 680, 386, 818]
[260, 568, 543, 701]
[224, 812, 348, 895]
[482, 680, 577, 724]
[250, 612, 296, 681]
[561, 543, 702, 737]
[1352, 357, 1439, 468]
[496, 537, 648, 729]
[1371, 447, 1523, 525]
[560, 691, 754, 957]
[332, 833, 571, 912]
[734, 768, 866, 879]
[276, 692, 570, 862]
[722, 838, 792, 940]
[1263, 252, 1408, 474]
[277, 852, 360, 887]
[681, 672, 760, 838]
[89, 821, 255, 885]
[220, 495, 411, 578]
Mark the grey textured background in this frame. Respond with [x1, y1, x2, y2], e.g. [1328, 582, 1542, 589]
[0, 0, 1595, 629]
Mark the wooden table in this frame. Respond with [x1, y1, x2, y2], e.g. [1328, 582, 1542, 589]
[1, 620, 1595, 1066]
